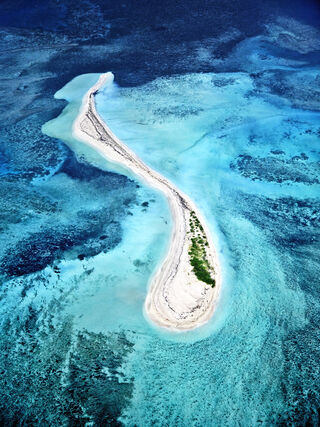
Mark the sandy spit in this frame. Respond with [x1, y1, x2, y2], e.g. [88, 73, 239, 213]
[72, 72, 221, 331]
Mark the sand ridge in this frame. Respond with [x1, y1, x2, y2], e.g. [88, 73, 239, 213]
[72, 72, 221, 331]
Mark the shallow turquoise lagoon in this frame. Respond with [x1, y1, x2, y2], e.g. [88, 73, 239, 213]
[41, 66, 320, 425]
[96, 70, 320, 425]
[42, 75, 172, 336]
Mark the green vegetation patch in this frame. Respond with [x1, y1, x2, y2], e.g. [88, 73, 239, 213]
[188, 213, 215, 287]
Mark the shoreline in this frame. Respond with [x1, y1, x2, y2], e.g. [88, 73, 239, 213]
[72, 72, 221, 331]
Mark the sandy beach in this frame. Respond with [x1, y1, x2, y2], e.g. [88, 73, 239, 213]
[72, 72, 221, 331]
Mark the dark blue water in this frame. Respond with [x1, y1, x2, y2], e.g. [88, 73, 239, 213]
[0, 1, 319, 425]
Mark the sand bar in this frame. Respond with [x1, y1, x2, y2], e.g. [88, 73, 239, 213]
[73, 72, 221, 331]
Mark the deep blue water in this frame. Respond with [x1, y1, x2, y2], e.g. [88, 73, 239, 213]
[0, 1, 320, 425]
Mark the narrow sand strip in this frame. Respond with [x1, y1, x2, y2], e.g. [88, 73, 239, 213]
[73, 72, 221, 331]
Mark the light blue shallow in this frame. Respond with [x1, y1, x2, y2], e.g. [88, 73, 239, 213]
[95, 70, 320, 425]
[43, 65, 320, 425]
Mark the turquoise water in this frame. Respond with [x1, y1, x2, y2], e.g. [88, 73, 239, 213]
[95, 68, 319, 424]
[1, 1, 320, 424]
[40, 59, 320, 424]
[42, 75, 172, 336]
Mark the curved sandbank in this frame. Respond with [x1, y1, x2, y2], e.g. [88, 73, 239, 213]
[73, 72, 221, 331]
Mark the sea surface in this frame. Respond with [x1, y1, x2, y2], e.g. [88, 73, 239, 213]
[0, 0, 320, 425]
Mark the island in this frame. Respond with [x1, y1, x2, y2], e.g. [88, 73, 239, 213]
[73, 72, 221, 331]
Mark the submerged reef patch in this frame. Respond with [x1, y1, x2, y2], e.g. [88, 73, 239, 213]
[0, 279, 134, 425]
[235, 192, 320, 249]
[0, 148, 137, 278]
[231, 153, 320, 184]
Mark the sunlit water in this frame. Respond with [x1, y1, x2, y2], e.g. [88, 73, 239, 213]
[41, 44, 320, 424]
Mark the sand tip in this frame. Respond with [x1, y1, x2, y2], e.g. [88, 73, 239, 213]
[101, 72, 114, 83]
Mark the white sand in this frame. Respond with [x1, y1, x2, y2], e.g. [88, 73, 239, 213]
[72, 72, 221, 331]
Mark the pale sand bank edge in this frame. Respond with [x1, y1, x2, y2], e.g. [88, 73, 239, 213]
[72, 72, 221, 331]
